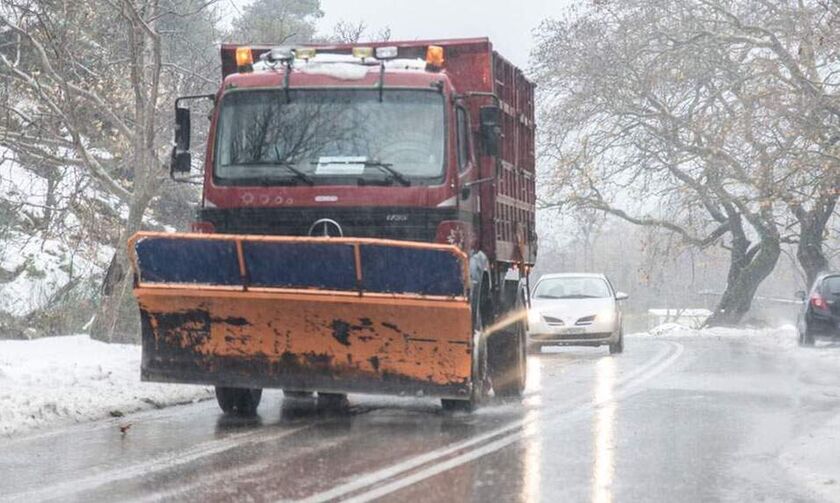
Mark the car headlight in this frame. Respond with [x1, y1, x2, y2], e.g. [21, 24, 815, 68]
[597, 309, 615, 323]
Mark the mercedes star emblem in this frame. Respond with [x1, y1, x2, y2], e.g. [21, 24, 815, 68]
[308, 218, 344, 238]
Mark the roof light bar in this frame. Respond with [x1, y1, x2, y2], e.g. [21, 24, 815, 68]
[295, 47, 316, 61]
[352, 47, 374, 60]
[375, 46, 398, 60]
[262, 46, 294, 64]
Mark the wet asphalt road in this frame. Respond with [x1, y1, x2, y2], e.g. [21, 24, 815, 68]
[2, 335, 840, 503]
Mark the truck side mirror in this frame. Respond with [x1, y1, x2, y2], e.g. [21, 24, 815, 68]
[479, 105, 501, 157]
[170, 107, 192, 176]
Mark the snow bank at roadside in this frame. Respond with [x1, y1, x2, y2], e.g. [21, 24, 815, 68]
[646, 323, 840, 363]
[648, 323, 799, 347]
[0, 335, 213, 437]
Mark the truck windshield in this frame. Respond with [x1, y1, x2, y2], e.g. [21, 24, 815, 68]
[215, 89, 445, 185]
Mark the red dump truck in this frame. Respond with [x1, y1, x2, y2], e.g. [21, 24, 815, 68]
[129, 38, 536, 413]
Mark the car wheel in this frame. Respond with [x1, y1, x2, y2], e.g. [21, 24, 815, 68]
[609, 331, 624, 355]
[215, 387, 262, 416]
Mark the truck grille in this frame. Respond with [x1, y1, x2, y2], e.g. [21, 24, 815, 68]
[199, 207, 465, 243]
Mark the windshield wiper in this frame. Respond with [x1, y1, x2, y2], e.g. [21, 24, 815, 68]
[366, 161, 411, 187]
[236, 159, 315, 186]
[313, 160, 411, 187]
[271, 147, 315, 185]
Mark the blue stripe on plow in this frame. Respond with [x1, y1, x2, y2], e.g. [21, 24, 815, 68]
[360, 245, 465, 297]
[242, 242, 357, 291]
[135, 237, 241, 285]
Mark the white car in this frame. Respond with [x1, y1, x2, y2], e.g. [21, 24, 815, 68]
[527, 273, 628, 354]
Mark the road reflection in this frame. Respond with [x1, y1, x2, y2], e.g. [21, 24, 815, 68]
[521, 355, 543, 502]
[592, 357, 616, 503]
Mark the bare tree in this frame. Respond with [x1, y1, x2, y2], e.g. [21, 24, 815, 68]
[330, 20, 367, 44]
[0, 0, 220, 341]
[227, 0, 322, 44]
[532, 0, 838, 324]
[325, 19, 392, 44]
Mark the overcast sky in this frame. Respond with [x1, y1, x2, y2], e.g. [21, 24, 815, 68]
[316, 0, 573, 68]
[227, 1, 574, 69]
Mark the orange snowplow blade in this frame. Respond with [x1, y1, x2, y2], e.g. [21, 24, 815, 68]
[129, 232, 474, 399]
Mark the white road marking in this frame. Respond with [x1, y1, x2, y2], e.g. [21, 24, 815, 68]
[302, 341, 684, 503]
[4, 424, 312, 503]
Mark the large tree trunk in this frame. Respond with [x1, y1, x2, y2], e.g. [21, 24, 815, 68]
[90, 11, 163, 344]
[794, 197, 836, 288]
[89, 190, 154, 343]
[707, 215, 781, 326]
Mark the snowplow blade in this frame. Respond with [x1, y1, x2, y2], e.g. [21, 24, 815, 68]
[128, 232, 473, 399]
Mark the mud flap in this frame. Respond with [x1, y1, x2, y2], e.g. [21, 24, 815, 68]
[130, 232, 474, 399]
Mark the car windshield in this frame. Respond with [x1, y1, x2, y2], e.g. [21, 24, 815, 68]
[214, 89, 445, 185]
[533, 277, 612, 299]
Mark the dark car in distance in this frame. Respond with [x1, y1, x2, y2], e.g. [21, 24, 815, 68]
[796, 272, 840, 346]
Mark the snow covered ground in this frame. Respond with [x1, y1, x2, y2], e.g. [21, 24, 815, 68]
[648, 323, 840, 501]
[647, 322, 840, 360]
[0, 335, 213, 438]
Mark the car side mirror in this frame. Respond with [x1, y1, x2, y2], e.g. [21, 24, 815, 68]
[795, 290, 806, 301]
[615, 292, 629, 301]
[479, 105, 501, 157]
[170, 107, 192, 176]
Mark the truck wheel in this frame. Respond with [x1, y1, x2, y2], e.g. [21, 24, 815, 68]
[488, 294, 527, 399]
[489, 330, 526, 398]
[609, 331, 624, 354]
[215, 387, 262, 416]
[442, 305, 488, 412]
[283, 390, 314, 399]
[318, 392, 349, 409]
[442, 329, 488, 412]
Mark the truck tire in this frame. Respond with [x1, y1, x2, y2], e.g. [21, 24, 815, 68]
[488, 289, 527, 399]
[318, 392, 349, 409]
[283, 390, 314, 399]
[215, 387, 262, 416]
[442, 297, 488, 412]
[441, 335, 486, 413]
[489, 328, 526, 398]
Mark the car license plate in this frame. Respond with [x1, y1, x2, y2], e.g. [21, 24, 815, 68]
[558, 327, 585, 335]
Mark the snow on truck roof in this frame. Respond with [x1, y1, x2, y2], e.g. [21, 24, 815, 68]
[251, 55, 429, 81]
